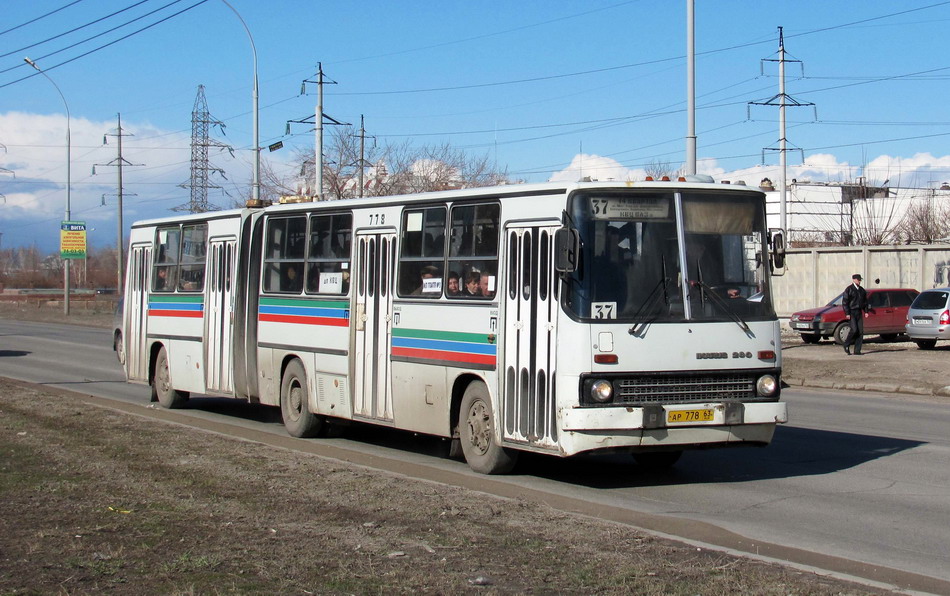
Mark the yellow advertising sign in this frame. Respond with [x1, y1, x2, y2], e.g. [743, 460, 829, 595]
[61, 221, 86, 259]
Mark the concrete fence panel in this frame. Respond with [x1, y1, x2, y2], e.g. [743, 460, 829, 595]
[772, 244, 950, 316]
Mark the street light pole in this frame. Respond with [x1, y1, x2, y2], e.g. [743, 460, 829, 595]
[220, 0, 260, 202]
[24, 56, 71, 315]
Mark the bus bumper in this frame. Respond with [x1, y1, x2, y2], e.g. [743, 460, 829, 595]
[558, 401, 787, 456]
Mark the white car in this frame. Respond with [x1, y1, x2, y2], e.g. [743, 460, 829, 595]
[905, 288, 950, 350]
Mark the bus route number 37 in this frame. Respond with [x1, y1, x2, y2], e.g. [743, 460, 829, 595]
[592, 302, 617, 319]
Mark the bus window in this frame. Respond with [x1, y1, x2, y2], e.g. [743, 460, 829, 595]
[306, 213, 352, 295]
[153, 226, 180, 292]
[448, 203, 499, 299]
[263, 215, 306, 294]
[178, 224, 207, 292]
[398, 206, 446, 297]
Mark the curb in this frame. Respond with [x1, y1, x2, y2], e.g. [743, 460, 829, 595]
[784, 376, 949, 397]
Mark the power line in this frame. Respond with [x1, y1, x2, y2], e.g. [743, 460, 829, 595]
[0, 0, 154, 60]
[0, 0, 208, 90]
[0, 0, 86, 37]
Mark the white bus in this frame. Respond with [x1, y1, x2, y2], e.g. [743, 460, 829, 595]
[120, 179, 787, 474]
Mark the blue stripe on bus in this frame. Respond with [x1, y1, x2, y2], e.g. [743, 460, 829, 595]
[147, 302, 204, 311]
[258, 305, 348, 319]
[391, 337, 497, 356]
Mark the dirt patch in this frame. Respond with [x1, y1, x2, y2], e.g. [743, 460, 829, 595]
[0, 379, 892, 595]
[0, 298, 116, 329]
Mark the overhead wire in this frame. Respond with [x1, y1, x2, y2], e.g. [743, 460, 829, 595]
[0, 0, 87, 37]
[0, 0, 209, 89]
[0, 0, 154, 61]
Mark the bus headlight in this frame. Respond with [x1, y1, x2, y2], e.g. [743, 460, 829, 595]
[590, 379, 613, 403]
[756, 374, 778, 397]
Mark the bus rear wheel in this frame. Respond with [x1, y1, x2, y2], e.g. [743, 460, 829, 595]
[151, 347, 188, 409]
[459, 381, 517, 474]
[280, 359, 326, 438]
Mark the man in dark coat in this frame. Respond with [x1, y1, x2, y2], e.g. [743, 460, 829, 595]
[842, 273, 869, 355]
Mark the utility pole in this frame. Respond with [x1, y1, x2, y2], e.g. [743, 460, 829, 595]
[749, 27, 815, 233]
[286, 63, 347, 199]
[94, 114, 143, 292]
[685, 0, 696, 175]
[354, 115, 377, 197]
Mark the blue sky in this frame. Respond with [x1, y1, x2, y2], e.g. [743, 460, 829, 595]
[2, 0, 950, 254]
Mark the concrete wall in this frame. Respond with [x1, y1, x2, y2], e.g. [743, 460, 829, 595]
[772, 244, 950, 316]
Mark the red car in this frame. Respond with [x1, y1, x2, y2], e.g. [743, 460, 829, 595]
[788, 288, 919, 344]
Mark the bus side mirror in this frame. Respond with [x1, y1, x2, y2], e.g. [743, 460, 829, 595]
[554, 228, 579, 273]
[769, 228, 786, 272]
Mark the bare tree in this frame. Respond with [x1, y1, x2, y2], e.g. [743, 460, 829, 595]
[275, 134, 509, 200]
[847, 186, 904, 246]
[896, 195, 950, 244]
[644, 159, 679, 180]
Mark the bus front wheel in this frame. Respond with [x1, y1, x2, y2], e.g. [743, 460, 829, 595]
[280, 359, 326, 438]
[151, 347, 188, 409]
[459, 382, 517, 474]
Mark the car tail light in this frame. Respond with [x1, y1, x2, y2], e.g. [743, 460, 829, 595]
[940, 310, 950, 325]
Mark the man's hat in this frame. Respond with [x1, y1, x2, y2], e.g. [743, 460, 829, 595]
[852, 273, 863, 280]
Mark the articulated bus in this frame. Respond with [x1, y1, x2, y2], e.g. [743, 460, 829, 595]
[121, 180, 788, 474]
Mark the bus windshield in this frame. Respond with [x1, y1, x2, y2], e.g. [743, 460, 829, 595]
[563, 190, 775, 324]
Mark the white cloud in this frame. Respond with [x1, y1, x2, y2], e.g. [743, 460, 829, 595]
[0, 111, 238, 252]
[547, 154, 640, 183]
[546, 151, 950, 190]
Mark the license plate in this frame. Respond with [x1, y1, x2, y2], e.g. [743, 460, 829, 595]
[793, 322, 810, 329]
[913, 318, 931, 325]
[667, 408, 715, 424]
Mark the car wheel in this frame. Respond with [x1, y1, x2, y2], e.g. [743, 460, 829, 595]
[800, 333, 821, 344]
[833, 322, 851, 346]
[914, 339, 937, 350]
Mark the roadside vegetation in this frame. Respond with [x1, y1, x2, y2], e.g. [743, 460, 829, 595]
[0, 378, 890, 595]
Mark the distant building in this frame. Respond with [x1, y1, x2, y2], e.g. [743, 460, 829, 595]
[764, 180, 950, 246]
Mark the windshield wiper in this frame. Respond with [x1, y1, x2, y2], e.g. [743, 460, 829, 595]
[691, 278, 753, 337]
[628, 257, 671, 337]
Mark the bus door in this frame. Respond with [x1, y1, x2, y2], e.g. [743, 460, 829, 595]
[125, 242, 151, 382]
[352, 230, 396, 422]
[205, 237, 236, 393]
[502, 224, 559, 448]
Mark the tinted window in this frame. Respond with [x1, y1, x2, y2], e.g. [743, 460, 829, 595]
[868, 292, 887, 308]
[306, 212, 352, 295]
[398, 206, 446, 298]
[912, 290, 950, 310]
[889, 290, 917, 307]
[263, 216, 307, 293]
[152, 224, 208, 293]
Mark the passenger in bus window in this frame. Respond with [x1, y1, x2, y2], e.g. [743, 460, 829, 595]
[463, 271, 480, 296]
[413, 265, 440, 295]
[284, 264, 302, 292]
[446, 271, 461, 296]
[479, 271, 495, 298]
[155, 267, 169, 290]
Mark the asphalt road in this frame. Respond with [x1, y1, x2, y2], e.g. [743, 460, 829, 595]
[2, 319, 949, 594]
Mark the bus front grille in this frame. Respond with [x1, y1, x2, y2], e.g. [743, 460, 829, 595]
[613, 373, 756, 404]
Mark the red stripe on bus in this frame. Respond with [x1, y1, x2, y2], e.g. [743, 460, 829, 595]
[391, 346, 496, 366]
[148, 309, 203, 318]
[259, 313, 349, 327]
